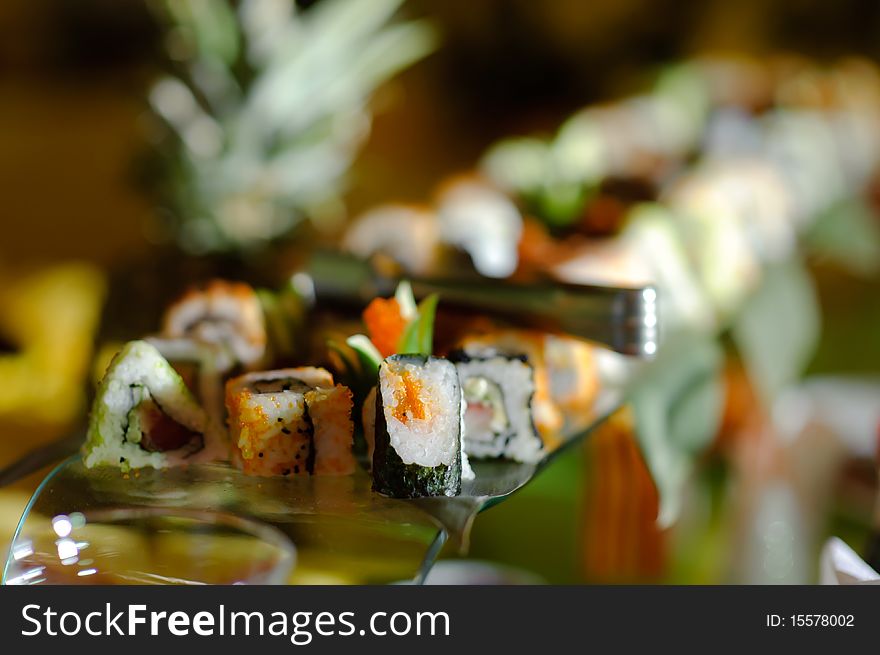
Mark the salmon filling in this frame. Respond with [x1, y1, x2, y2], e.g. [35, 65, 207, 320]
[126, 397, 203, 453]
[392, 373, 427, 424]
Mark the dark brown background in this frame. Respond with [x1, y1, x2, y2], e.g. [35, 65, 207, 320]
[3, 0, 880, 266]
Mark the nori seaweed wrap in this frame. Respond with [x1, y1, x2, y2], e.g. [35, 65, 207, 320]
[372, 354, 464, 498]
[450, 350, 544, 463]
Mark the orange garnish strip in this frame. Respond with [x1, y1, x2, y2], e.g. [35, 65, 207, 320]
[363, 297, 408, 358]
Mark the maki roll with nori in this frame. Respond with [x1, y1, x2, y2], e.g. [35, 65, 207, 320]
[226, 367, 355, 477]
[83, 340, 221, 471]
[451, 351, 544, 463]
[458, 330, 564, 446]
[372, 355, 465, 498]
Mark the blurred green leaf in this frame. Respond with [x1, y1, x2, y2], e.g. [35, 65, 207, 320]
[165, 0, 240, 66]
[393, 280, 417, 320]
[256, 288, 293, 358]
[627, 331, 725, 527]
[481, 136, 590, 227]
[151, 0, 438, 253]
[307, 0, 408, 46]
[482, 137, 553, 194]
[731, 257, 820, 404]
[805, 199, 880, 276]
[530, 182, 588, 228]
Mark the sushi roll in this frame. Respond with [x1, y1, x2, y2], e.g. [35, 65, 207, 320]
[152, 281, 269, 451]
[83, 340, 222, 471]
[146, 336, 234, 436]
[372, 355, 465, 498]
[307, 384, 356, 476]
[226, 367, 355, 477]
[458, 330, 564, 445]
[450, 351, 544, 463]
[162, 279, 267, 370]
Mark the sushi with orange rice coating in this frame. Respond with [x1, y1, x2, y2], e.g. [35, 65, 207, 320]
[225, 367, 355, 477]
[307, 384, 356, 475]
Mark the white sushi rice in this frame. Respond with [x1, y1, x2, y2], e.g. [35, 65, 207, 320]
[459, 331, 564, 438]
[455, 355, 544, 463]
[379, 358, 462, 469]
[84, 340, 216, 469]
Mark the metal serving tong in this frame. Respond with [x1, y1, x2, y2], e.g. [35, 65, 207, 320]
[297, 250, 658, 358]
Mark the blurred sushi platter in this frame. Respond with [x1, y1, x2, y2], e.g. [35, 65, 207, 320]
[5, 37, 880, 584]
[3, 267, 632, 583]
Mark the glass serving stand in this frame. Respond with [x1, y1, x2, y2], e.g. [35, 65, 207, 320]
[3, 390, 622, 585]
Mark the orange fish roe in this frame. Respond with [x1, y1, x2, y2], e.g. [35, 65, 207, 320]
[363, 297, 408, 358]
[392, 372, 426, 424]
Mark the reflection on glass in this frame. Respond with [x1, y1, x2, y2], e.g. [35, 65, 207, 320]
[3, 457, 447, 585]
[5, 508, 295, 585]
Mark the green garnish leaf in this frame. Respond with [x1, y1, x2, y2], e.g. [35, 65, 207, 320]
[346, 334, 383, 379]
[415, 293, 439, 354]
[398, 293, 438, 355]
[327, 340, 360, 376]
[257, 288, 295, 359]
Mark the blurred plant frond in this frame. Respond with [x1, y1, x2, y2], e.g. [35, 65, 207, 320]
[731, 257, 821, 405]
[626, 330, 725, 527]
[473, 56, 880, 525]
[147, 0, 438, 253]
